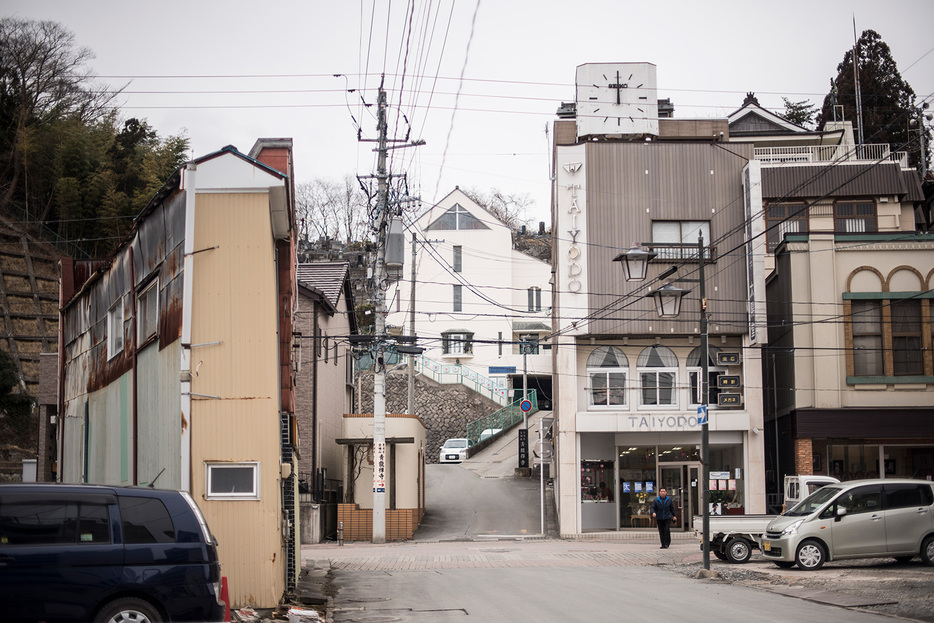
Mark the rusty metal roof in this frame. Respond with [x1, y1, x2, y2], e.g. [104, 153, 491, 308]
[297, 261, 350, 309]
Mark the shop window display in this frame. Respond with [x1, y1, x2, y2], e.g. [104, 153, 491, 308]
[708, 445, 744, 514]
[581, 460, 614, 502]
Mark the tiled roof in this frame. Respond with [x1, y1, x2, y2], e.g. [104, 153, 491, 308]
[297, 261, 350, 308]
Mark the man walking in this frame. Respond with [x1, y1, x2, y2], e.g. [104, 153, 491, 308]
[651, 488, 677, 548]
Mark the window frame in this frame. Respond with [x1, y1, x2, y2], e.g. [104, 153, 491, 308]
[687, 346, 726, 408]
[453, 284, 463, 312]
[205, 462, 261, 500]
[891, 299, 923, 376]
[108, 297, 125, 360]
[528, 286, 542, 312]
[834, 200, 877, 234]
[137, 279, 159, 345]
[442, 332, 473, 356]
[586, 346, 628, 409]
[453, 245, 462, 272]
[851, 300, 884, 376]
[765, 202, 808, 253]
[651, 221, 711, 260]
[637, 346, 678, 408]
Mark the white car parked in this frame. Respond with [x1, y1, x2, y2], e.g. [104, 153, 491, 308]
[439, 438, 469, 463]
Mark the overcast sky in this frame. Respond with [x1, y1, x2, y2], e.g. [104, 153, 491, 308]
[5, 0, 933, 226]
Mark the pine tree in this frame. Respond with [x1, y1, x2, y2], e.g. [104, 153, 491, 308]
[817, 29, 930, 173]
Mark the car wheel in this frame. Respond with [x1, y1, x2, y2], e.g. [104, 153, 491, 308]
[773, 561, 796, 569]
[894, 556, 914, 564]
[795, 540, 826, 570]
[713, 548, 728, 561]
[921, 535, 934, 566]
[94, 597, 162, 623]
[725, 538, 752, 564]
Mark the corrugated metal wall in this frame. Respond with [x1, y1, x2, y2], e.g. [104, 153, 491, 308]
[585, 141, 754, 337]
[189, 192, 285, 607]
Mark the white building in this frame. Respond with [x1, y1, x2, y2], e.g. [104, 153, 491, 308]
[385, 188, 553, 407]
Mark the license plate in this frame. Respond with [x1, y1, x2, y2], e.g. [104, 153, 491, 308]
[763, 541, 771, 552]
[446, 455, 458, 460]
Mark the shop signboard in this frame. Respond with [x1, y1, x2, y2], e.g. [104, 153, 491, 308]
[518, 429, 529, 468]
[718, 375, 740, 388]
[718, 393, 741, 406]
[717, 352, 740, 365]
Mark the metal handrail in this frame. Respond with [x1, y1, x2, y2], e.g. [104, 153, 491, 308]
[465, 391, 538, 447]
[754, 144, 908, 167]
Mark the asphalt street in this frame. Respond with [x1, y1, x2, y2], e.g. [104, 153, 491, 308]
[298, 416, 925, 622]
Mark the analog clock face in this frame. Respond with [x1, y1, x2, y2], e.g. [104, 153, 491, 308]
[575, 63, 658, 138]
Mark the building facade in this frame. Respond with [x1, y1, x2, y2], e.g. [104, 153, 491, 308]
[384, 188, 554, 407]
[57, 139, 298, 608]
[729, 97, 934, 494]
[551, 63, 767, 535]
[295, 261, 357, 535]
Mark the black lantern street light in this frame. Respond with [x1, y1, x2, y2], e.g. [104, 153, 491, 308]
[613, 244, 657, 282]
[619, 234, 712, 571]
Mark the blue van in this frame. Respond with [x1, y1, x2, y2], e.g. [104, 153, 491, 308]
[0, 484, 225, 623]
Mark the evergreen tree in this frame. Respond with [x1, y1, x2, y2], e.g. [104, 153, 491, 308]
[817, 29, 930, 173]
[780, 97, 817, 129]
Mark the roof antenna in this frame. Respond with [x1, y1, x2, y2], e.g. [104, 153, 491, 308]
[149, 467, 166, 488]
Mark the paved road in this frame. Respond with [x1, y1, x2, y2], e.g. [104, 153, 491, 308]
[303, 539, 902, 623]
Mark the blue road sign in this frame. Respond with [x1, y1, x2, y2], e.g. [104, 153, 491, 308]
[520, 400, 532, 412]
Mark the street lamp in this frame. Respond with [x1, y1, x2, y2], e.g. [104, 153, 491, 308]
[619, 235, 712, 571]
[613, 244, 657, 281]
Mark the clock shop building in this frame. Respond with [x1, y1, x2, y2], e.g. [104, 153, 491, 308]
[550, 63, 768, 536]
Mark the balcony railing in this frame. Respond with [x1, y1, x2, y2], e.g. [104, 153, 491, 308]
[754, 144, 908, 167]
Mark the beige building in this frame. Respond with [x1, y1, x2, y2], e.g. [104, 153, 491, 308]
[728, 95, 933, 492]
[57, 139, 298, 608]
[295, 261, 357, 541]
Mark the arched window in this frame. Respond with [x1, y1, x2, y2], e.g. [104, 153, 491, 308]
[687, 346, 726, 406]
[637, 346, 677, 407]
[587, 346, 628, 408]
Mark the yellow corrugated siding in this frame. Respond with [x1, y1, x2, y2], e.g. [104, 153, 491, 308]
[190, 192, 284, 607]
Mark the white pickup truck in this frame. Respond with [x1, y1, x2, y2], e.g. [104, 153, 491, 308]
[694, 475, 840, 563]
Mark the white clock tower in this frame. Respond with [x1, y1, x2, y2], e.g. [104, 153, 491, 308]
[576, 62, 658, 139]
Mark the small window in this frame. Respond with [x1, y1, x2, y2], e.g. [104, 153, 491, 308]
[891, 299, 923, 376]
[137, 280, 159, 343]
[206, 463, 260, 500]
[835, 201, 877, 233]
[637, 346, 678, 407]
[851, 301, 884, 376]
[652, 221, 711, 260]
[453, 285, 463, 312]
[453, 246, 462, 272]
[765, 203, 808, 252]
[119, 497, 176, 543]
[528, 287, 542, 312]
[688, 346, 725, 406]
[586, 346, 628, 408]
[108, 298, 125, 359]
[442, 332, 473, 355]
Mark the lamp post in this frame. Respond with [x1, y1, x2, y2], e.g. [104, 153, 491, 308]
[618, 234, 711, 571]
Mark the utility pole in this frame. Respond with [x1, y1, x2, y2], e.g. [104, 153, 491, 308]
[372, 82, 390, 544]
[407, 232, 416, 416]
[358, 76, 424, 544]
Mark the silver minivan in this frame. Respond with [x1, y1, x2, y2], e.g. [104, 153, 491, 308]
[762, 478, 934, 570]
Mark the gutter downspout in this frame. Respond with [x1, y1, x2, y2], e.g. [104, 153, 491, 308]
[180, 163, 197, 492]
[129, 246, 138, 485]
